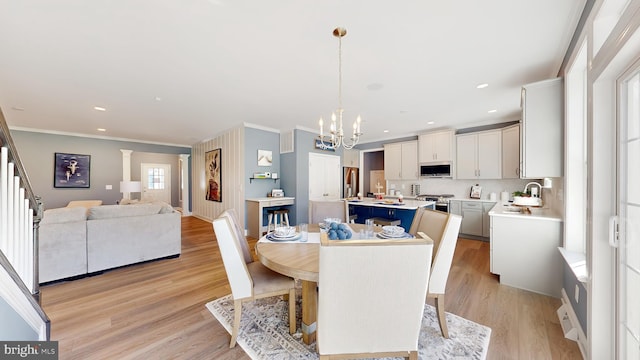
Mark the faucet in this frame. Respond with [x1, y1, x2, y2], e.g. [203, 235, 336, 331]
[523, 182, 543, 198]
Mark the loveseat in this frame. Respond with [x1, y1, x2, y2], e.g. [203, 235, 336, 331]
[39, 202, 181, 283]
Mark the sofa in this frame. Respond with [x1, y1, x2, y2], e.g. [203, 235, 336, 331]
[39, 202, 181, 283]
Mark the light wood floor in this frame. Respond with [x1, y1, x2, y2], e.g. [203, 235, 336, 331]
[40, 216, 582, 359]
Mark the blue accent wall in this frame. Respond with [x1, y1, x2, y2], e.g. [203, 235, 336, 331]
[244, 127, 282, 226]
[0, 297, 38, 340]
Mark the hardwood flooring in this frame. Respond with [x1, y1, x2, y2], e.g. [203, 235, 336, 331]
[40, 216, 582, 359]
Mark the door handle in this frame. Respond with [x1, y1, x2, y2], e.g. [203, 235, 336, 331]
[609, 216, 619, 248]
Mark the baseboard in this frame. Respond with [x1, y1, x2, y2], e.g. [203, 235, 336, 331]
[558, 288, 587, 359]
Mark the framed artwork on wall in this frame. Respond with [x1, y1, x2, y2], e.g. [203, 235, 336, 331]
[54, 152, 91, 188]
[205, 148, 222, 202]
[257, 149, 272, 166]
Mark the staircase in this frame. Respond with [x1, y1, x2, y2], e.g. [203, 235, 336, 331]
[0, 107, 49, 340]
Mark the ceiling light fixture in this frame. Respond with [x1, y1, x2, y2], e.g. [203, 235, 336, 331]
[93, 106, 106, 112]
[477, 83, 489, 89]
[488, 109, 497, 113]
[427, 121, 435, 125]
[318, 27, 362, 150]
[97, 128, 106, 132]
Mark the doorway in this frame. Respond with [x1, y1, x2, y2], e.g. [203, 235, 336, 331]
[141, 163, 172, 204]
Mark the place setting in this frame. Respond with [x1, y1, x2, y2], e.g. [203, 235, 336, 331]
[376, 225, 414, 239]
[263, 224, 310, 243]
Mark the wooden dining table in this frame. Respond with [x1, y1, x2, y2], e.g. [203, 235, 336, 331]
[255, 223, 374, 345]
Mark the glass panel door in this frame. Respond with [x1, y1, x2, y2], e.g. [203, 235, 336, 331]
[618, 63, 640, 359]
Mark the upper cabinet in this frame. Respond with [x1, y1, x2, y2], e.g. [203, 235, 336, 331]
[343, 149, 360, 167]
[418, 129, 455, 163]
[502, 124, 520, 179]
[384, 141, 418, 180]
[521, 78, 563, 178]
[456, 130, 502, 180]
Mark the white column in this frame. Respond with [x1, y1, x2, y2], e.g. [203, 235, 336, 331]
[179, 154, 191, 215]
[120, 149, 133, 200]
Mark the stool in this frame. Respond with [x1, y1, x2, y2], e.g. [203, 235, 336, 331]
[267, 208, 290, 232]
[370, 217, 401, 227]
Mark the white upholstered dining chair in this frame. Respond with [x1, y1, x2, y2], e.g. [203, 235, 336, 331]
[219, 208, 253, 264]
[212, 215, 296, 347]
[308, 199, 348, 224]
[408, 207, 462, 338]
[316, 233, 434, 360]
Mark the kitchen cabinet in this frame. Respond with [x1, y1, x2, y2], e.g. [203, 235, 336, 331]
[343, 149, 360, 167]
[418, 129, 454, 163]
[449, 200, 461, 216]
[521, 77, 563, 178]
[309, 153, 341, 200]
[502, 124, 520, 179]
[384, 141, 418, 180]
[459, 200, 495, 239]
[461, 201, 483, 236]
[456, 130, 502, 179]
[490, 213, 562, 297]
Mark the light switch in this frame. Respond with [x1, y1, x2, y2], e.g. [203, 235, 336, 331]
[106, 184, 112, 190]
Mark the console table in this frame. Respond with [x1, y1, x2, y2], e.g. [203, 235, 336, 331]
[246, 197, 295, 238]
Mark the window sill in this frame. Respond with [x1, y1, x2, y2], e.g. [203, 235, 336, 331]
[558, 247, 588, 284]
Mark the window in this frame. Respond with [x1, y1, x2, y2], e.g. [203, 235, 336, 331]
[147, 167, 165, 190]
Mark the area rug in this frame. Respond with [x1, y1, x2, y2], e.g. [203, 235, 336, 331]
[206, 294, 491, 359]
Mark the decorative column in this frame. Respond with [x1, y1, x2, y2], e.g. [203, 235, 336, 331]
[120, 149, 133, 200]
[179, 154, 191, 215]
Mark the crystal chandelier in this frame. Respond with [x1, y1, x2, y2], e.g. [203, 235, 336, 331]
[317, 27, 362, 150]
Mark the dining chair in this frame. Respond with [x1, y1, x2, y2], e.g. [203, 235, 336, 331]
[308, 199, 348, 224]
[212, 216, 296, 347]
[316, 232, 434, 360]
[408, 207, 462, 338]
[219, 209, 253, 264]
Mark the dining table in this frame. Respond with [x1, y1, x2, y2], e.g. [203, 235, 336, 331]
[255, 223, 380, 345]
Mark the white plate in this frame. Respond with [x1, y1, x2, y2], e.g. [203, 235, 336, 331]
[266, 233, 301, 242]
[376, 232, 414, 239]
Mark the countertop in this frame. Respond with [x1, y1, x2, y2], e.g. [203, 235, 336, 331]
[488, 202, 562, 222]
[346, 198, 435, 210]
[246, 197, 295, 202]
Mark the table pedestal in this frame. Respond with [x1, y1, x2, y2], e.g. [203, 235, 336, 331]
[301, 280, 317, 344]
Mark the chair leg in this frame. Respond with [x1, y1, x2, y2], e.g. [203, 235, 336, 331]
[288, 288, 296, 334]
[434, 295, 449, 338]
[408, 350, 418, 360]
[230, 299, 243, 348]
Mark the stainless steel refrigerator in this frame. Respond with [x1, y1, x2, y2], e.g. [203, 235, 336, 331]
[343, 167, 359, 198]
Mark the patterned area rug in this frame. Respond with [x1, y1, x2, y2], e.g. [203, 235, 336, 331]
[206, 294, 491, 359]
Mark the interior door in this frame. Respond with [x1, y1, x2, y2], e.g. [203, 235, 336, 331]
[141, 163, 171, 204]
[616, 62, 640, 359]
[309, 153, 340, 200]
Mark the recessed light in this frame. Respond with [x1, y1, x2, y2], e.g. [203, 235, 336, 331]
[477, 83, 489, 89]
[383, 130, 389, 133]
[427, 121, 435, 125]
[97, 128, 106, 132]
[488, 109, 497, 113]
[93, 106, 107, 112]
[155, 97, 162, 102]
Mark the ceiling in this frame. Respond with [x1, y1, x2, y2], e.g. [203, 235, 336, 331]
[0, 0, 586, 147]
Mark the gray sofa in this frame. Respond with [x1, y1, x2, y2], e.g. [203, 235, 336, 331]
[39, 202, 181, 283]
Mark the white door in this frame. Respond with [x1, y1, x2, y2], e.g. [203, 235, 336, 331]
[141, 163, 171, 204]
[309, 153, 340, 200]
[616, 62, 640, 359]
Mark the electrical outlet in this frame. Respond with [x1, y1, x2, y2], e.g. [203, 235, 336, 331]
[105, 184, 112, 190]
[575, 284, 580, 303]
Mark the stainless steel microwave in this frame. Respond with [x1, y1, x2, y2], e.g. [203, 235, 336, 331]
[420, 163, 452, 178]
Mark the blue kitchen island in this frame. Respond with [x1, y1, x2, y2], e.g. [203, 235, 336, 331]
[346, 198, 435, 231]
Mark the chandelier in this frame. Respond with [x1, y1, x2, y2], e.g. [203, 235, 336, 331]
[317, 27, 362, 150]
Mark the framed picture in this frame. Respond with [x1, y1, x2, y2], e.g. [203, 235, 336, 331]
[205, 148, 222, 202]
[257, 149, 272, 166]
[314, 139, 336, 151]
[54, 153, 91, 188]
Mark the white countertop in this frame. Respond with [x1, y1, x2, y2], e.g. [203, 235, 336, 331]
[488, 202, 562, 222]
[450, 198, 497, 203]
[246, 197, 295, 202]
[347, 198, 435, 210]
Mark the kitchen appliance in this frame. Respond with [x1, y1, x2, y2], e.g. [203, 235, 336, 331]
[419, 163, 452, 178]
[271, 189, 284, 197]
[343, 167, 359, 198]
[415, 194, 455, 212]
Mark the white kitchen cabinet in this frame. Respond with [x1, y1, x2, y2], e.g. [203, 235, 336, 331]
[461, 201, 483, 236]
[502, 124, 520, 179]
[456, 130, 502, 179]
[384, 141, 418, 180]
[490, 214, 562, 297]
[309, 153, 341, 200]
[482, 202, 494, 237]
[418, 129, 454, 163]
[343, 149, 360, 167]
[449, 200, 461, 216]
[521, 77, 563, 178]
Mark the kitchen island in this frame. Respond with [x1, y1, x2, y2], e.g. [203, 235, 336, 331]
[346, 198, 435, 231]
[489, 202, 563, 297]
